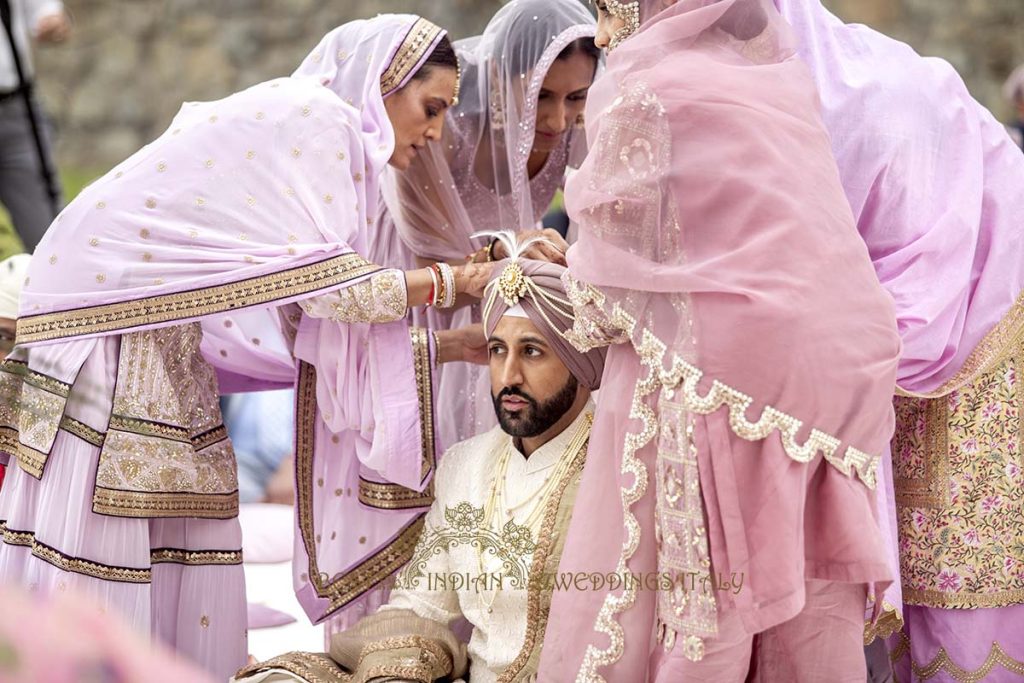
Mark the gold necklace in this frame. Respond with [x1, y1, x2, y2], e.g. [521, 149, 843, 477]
[476, 413, 593, 614]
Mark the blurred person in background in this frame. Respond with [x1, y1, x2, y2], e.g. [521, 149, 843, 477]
[1004, 64, 1024, 150]
[0, 0, 69, 251]
[223, 389, 296, 506]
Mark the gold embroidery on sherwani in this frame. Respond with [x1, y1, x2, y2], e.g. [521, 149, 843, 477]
[234, 652, 350, 683]
[894, 345, 1024, 609]
[498, 432, 589, 683]
[16, 252, 378, 344]
[357, 327, 436, 511]
[93, 323, 238, 519]
[890, 631, 1024, 682]
[295, 362, 426, 618]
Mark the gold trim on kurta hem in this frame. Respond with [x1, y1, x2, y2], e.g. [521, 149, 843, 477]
[17, 252, 379, 344]
[864, 602, 904, 646]
[92, 488, 239, 519]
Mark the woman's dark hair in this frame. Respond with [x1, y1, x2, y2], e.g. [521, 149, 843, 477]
[556, 36, 601, 64]
[412, 34, 459, 80]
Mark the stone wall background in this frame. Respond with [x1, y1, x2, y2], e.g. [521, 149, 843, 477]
[29, 0, 1024, 170]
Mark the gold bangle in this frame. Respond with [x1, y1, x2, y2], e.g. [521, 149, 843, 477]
[486, 238, 499, 262]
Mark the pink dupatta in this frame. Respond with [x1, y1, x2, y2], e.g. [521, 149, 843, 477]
[540, 0, 900, 678]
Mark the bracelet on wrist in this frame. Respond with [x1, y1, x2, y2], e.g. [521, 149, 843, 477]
[436, 262, 456, 308]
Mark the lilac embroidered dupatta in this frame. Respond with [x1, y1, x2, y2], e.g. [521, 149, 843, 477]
[11, 15, 448, 625]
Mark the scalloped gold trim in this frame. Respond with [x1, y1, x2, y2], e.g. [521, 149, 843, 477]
[864, 601, 903, 646]
[891, 631, 1024, 682]
[568, 275, 884, 679]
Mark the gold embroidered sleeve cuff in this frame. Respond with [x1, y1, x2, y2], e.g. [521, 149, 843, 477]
[300, 270, 408, 324]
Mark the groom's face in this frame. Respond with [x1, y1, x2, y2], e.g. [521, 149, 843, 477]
[488, 316, 579, 438]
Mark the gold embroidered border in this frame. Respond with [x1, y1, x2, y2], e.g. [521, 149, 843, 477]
[864, 601, 904, 646]
[92, 487, 239, 519]
[410, 327, 436, 483]
[17, 253, 379, 345]
[17, 367, 71, 398]
[0, 426, 17, 453]
[897, 289, 1024, 400]
[893, 396, 950, 509]
[890, 631, 1024, 682]
[902, 587, 1024, 610]
[15, 443, 46, 479]
[296, 362, 427, 619]
[1, 520, 151, 583]
[108, 414, 228, 449]
[358, 477, 434, 510]
[0, 520, 32, 547]
[150, 547, 243, 566]
[363, 662, 432, 682]
[380, 18, 444, 96]
[59, 415, 105, 448]
[360, 637, 452, 678]
[500, 434, 590, 683]
[192, 425, 228, 451]
[235, 652, 350, 683]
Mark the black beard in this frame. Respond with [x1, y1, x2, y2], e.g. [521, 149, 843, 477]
[492, 375, 579, 438]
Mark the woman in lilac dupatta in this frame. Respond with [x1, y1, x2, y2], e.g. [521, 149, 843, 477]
[0, 15, 493, 680]
[776, 1, 1024, 678]
[539, 0, 902, 679]
[374, 0, 599, 451]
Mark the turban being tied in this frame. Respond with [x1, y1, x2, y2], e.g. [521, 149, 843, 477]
[482, 256, 607, 390]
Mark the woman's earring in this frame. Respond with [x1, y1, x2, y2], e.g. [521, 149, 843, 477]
[575, 113, 586, 130]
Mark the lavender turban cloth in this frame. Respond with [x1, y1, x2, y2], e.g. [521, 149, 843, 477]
[482, 258, 607, 390]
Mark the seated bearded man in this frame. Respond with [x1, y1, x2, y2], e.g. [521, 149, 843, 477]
[236, 256, 607, 683]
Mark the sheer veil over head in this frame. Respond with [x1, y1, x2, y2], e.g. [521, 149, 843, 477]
[381, 0, 598, 262]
